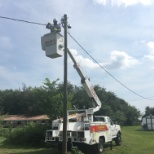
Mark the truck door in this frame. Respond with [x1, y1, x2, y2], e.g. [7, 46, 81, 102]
[84, 123, 91, 143]
[107, 117, 117, 138]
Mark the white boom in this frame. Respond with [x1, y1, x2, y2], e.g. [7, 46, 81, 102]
[67, 49, 101, 113]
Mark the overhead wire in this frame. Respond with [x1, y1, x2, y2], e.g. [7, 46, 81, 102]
[0, 15, 153, 100]
[0, 15, 46, 26]
[128, 96, 154, 102]
[68, 32, 154, 101]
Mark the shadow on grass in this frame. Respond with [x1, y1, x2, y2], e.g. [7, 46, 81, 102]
[0, 138, 60, 154]
[0, 138, 122, 154]
[135, 128, 154, 132]
[9, 149, 57, 154]
[135, 129, 143, 131]
[0, 145, 60, 154]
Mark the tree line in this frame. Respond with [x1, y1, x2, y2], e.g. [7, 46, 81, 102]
[0, 78, 141, 125]
[143, 106, 154, 117]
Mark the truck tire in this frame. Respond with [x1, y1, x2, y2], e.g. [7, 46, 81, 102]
[98, 138, 104, 153]
[115, 133, 121, 146]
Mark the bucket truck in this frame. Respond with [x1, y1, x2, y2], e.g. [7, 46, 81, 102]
[44, 49, 121, 154]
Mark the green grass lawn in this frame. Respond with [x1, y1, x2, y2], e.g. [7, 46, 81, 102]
[0, 126, 154, 154]
[103, 126, 154, 154]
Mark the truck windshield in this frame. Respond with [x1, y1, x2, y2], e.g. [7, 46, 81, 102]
[94, 117, 105, 122]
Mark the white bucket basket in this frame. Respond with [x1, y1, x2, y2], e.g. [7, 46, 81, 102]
[41, 32, 64, 58]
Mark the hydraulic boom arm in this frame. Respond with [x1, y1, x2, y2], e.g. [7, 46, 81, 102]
[67, 49, 101, 113]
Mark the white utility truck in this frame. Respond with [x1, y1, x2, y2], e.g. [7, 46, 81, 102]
[44, 48, 121, 153]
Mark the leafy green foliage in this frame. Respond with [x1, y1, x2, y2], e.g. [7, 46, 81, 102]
[0, 78, 141, 125]
[68, 148, 84, 154]
[143, 106, 154, 117]
[3, 122, 49, 146]
[0, 128, 10, 137]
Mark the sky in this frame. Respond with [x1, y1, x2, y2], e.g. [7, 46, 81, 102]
[0, 0, 154, 113]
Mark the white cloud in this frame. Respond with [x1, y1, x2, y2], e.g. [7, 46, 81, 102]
[70, 49, 98, 69]
[114, 0, 152, 6]
[93, 0, 108, 5]
[93, 0, 152, 6]
[103, 51, 140, 69]
[69, 49, 139, 70]
[144, 41, 154, 61]
[152, 67, 154, 70]
[147, 42, 154, 53]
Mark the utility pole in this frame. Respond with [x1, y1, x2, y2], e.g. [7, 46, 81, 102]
[63, 14, 68, 154]
[41, 14, 70, 154]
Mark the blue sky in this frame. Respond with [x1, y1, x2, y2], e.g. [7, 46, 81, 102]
[0, 0, 154, 113]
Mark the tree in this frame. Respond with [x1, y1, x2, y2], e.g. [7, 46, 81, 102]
[143, 106, 154, 117]
[0, 78, 141, 125]
[41, 78, 73, 120]
[0, 91, 4, 115]
[125, 106, 140, 125]
[72, 86, 91, 109]
[114, 111, 126, 125]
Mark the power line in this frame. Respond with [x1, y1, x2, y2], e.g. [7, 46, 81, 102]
[68, 32, 154, 101]
[0, 15, 153, 100]
[128, 96, 154, 102]
[0, 15, 46, 26]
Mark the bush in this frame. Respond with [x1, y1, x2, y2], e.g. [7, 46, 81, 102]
[68, 149, 84, 154]
[4, 122, 49, 146]
[0, 128, 11, 137]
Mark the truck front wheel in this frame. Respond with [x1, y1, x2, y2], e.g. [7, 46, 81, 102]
[115, 133, 121, 146]
[98, 138, 104, 153]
